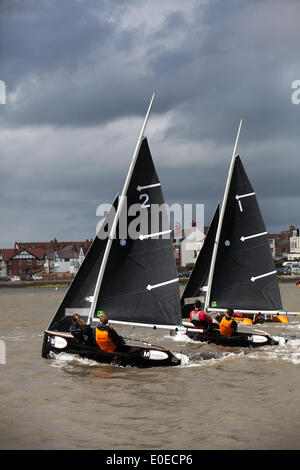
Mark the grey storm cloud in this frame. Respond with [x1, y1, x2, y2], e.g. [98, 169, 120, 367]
[0, 0, 299, 246]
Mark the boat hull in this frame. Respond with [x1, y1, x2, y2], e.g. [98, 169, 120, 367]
[42, 331, 181, 368]
[270, 315, 288, 324]
[184, 328, 278, 348]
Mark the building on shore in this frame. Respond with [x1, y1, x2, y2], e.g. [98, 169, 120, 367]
[268, 225, 297, 261]
[0, 238, 92, 277]
[173, 221, 208, 270]
[0, 247, 45, 277]
[288, 228, 300, 261]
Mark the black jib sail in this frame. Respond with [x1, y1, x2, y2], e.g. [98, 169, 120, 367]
[93, 137, 182, 326]
[206, 155, 282, 312]
[180, 204, 219, 317]
[47, 195, 119, 331]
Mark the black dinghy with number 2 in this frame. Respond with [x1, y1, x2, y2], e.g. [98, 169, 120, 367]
[42, 94, 192, 368]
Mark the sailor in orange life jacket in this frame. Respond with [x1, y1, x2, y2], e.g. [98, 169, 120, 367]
[219, 309, 238, 337]
[189, 300, 213, 330]
[94, 312, 126, 354]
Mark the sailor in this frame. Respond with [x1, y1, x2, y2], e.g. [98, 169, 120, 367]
[189, 300, 213, 330]
[70, 314, 91, 344]
[253, 312, 264, 324]
[219, 309, 238, 336]
[94, 312, 126, 353]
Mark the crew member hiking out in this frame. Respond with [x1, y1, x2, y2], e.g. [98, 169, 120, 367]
[189, 300, 213, 330]
[219, 309, 238, 337]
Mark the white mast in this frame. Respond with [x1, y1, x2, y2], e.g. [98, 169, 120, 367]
[204, 119, 243, 310]
[87, 93, 156, 324]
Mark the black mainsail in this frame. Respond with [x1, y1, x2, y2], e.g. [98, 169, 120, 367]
[47, 94, 183, 335]
[93, 137, 182, 326]
[180, 204, 219, 317]
[205, 122, 282, 313]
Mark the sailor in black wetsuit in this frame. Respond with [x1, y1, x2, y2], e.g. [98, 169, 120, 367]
[70, 314, 92, 344]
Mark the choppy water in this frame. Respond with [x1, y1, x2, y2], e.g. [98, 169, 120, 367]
[1, 283, 300, 450]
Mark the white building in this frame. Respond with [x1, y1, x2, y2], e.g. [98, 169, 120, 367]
[53, 246, 80, 274]
[180, 227, 205, 268]
[53, 245, 89, 274]
[288, 229, 300, 261]
[268, 237, 276, 259]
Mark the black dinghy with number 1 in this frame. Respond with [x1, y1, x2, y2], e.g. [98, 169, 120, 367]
[181, 120, 280, 347]
[42, 94, 190, 368]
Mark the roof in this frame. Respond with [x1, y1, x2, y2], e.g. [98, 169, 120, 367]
[56, 245, 80, 259]
[15, 238, 93, 252]
[0, 247, 45, 261]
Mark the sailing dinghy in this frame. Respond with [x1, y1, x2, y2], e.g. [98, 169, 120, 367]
[180, 120, 284, 347]
[42, 94, 191, 368]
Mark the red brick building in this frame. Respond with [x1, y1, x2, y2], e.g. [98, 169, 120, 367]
[1, 247, 45, 276]
[1, 238, 93, 277]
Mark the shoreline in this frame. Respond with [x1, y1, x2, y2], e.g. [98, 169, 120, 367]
[0, 280, 70, 288]
[0, 274, 298, 288]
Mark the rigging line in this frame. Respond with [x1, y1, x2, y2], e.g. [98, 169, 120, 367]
[127, 254, 145, 270]
[224, 241, 272, 257]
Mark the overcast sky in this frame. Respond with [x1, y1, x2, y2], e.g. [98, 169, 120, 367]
[0, 0, 299, 247]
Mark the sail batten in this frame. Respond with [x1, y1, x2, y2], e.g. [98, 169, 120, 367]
[235, 192, 256, 199]
[139, 230, 171, 240]
[137, 183, 161, 191]
[250, 271, 277, 282]
[146, 278, 179, 291]
[240, 231, 268, 242]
